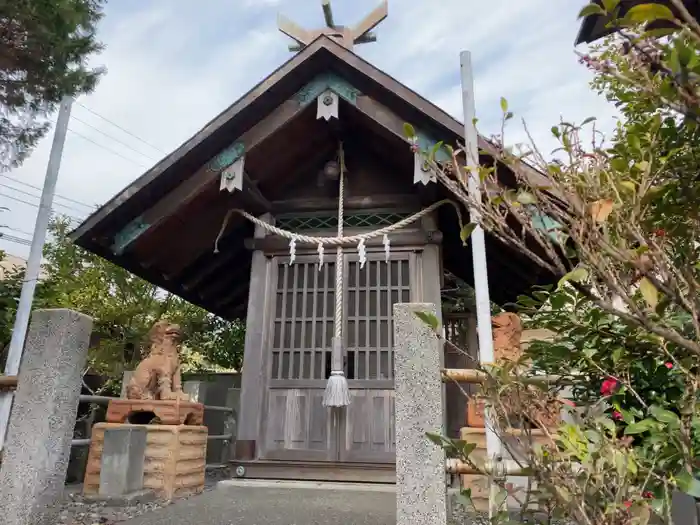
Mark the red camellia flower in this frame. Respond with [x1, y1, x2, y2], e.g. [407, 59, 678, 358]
[665, 362, 673, 369]
[654, 228, 666, 237]
[643, 491, 653, 499]
[600, 377, 618, 396]
[613, 411, 623, 421]
[624, 501, 632, 509]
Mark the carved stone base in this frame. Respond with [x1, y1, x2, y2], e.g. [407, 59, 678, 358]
[106, 399, 204, 426]
[84, 423, 207, 501]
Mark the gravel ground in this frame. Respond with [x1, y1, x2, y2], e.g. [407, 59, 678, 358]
[56, 467, 230, 525]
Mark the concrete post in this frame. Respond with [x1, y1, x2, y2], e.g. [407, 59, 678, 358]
[0, 309, 93, 525]
[394, 303, 447, 525]
[99, 427, 147, 497]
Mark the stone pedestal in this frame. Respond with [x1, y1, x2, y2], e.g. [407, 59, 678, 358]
[84, 423, 207, 501]
[106, 398, 204, 426]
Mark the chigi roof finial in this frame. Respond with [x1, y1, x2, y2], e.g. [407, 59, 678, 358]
[278, 0, 388, 52]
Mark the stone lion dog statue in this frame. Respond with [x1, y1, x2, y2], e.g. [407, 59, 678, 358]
[126, 320, 190, 401]
[492, 312, 523, 363]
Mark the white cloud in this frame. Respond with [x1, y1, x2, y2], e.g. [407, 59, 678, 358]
[0, 0, 620, 260]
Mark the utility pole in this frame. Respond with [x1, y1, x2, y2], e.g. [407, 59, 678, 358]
[459, 51, 503, 518]
[0, 96, 73, 451]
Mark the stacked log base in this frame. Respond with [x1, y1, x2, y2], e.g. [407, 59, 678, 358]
[458, 427, 553, 511]
[106, 399, 204, 426]
[83, 423, 207, 500]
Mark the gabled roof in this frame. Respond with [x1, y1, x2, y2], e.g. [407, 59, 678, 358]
[71, 36, 553, 319]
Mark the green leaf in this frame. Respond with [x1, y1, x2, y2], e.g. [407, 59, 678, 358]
[644, 27, 678, 38]
[415, 311, 439, 331]
[516, 191, 536, 205]
[639, 277, 659, 309]
[626, 3, 675, 23]
[403, 122, 416, 139]
[601, 0, 620, 12]
[581, 116, 597, 126]
[500, 97, 508, 112]
[610, 157, 628, 171]
[460, 223, 477, 246]
[558, 267, 589, 289]
[676, 471, 700, 498]
[425, 431, 445, 447]
[624, 418, 656, 435]
[578, 3, 606, 18]
[650, 404, 680, 426]
[551, 126, 561, 138]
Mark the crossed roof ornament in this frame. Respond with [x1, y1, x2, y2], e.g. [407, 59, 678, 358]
[278, 0, 388, 52]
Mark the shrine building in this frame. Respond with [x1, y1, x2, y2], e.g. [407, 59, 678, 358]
[71, 1, 553, 482]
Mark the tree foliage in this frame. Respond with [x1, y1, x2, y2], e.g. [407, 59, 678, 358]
[411, 2, 700, 523]
[0, 0, 106, 170]
[0, 217, 244, 394]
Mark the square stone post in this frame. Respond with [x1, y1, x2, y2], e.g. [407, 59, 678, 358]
[394, 303, 447, 525]
[0, 309, 93, 525]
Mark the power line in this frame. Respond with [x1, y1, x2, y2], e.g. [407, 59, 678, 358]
[4, 226, 33, 236]
[0, 233, 31, 247]
[0, 173, 96, 210]
[66, 127, 149, 169]
[0, 183, 87, 216]
[74, 100, 166, 155]
[0, 192, 85, 223]
[70, 114, 158, 162]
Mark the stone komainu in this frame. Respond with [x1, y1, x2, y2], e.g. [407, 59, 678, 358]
[126, 320, 190, 401]
[491, 312, 523, 363]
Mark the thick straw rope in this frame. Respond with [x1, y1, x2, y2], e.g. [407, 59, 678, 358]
[213, 198, 465, 254]
[334, 145, 345, 349]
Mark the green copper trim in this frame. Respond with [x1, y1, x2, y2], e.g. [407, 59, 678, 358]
[208, 141, 245, 173]
[293, 73, 361, 106]
[415, 131, 451, 164]
[112, 216, 149, 255]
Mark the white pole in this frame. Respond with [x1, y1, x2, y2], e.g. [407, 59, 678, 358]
[459, 51, 503, 516]
[0, 96, 73, 451]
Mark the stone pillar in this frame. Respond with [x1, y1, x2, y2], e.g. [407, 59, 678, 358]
[120, 371, 134, 398]
[0, 309, 93, 525]
[394, 303, 446, 525]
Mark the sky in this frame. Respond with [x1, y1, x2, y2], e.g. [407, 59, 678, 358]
[0, 0, 620, 259]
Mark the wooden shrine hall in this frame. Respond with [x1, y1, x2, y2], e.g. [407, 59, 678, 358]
[71, 1, 553, 483]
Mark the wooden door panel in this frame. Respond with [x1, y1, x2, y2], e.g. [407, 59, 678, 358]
[262, 388, 335, 461]
[341, 389, 395, 463]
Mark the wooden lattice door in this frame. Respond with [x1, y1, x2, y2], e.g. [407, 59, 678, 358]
[261, 251, 414, 463]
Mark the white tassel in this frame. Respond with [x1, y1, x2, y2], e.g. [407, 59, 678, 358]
[383, 234, 390, 263]
[322, 371, 351, 407]
[317, 243, 324, 270]
[358, 238, 366, 269]
[289, 238, 296, 265]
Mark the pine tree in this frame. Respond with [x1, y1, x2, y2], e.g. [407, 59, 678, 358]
[0, 0, 106, 170]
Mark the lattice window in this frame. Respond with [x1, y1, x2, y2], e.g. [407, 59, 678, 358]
[276, 212, 410, 232]
[345, 258, 410, 380]
[271, 261, 336, 380]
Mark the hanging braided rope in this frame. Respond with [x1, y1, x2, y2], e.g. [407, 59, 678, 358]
[323, 142, 350, 407]
[213, 198, 465, 254]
